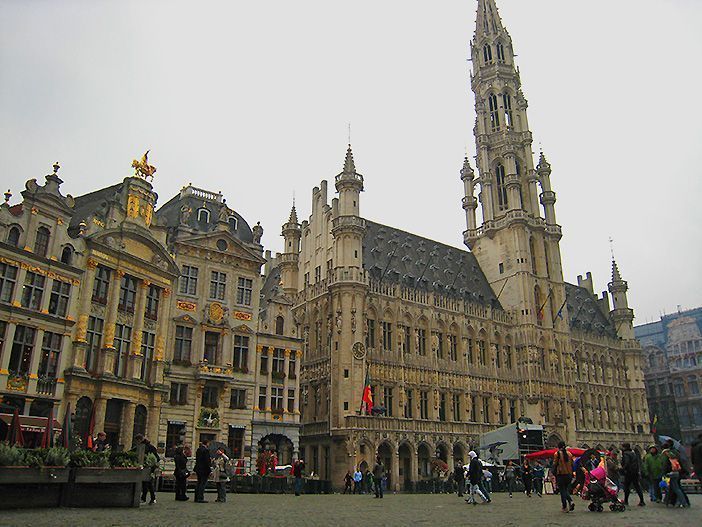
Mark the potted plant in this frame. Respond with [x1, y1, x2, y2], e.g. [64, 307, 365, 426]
[0, 445, 70, 509]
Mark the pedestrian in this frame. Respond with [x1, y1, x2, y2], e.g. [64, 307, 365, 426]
[193, 438, 212, 503]
[553, 441, 575, 513]
[620, 442, 645, 507]
[365, 469, 374, 495]
[533, 462, 544, 497]
[642, 445, 665, 503]
[343, 470, 353, 494]
[372, 456, 385, 498]
[292, 459, 305, 496]
[132, 434, 159, 505]
[691, 433, 702, 486]
[174, 445, 190, 501]
[503, 460, 517, 497]
[212, 448, 230, 502]
[93, 431, 109, 452]
[662, 447, 690, 507]
[353, 466, 363, 494]
[482, 467, 493, 494]
[453, 460, 465, 497]
[464, 451, 488, 504]
[521, 458, 533, 497]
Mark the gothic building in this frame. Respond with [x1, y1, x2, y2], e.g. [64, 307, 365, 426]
[284, 0, 649, 490]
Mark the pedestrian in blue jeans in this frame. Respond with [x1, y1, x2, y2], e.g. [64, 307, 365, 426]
[292, 459, 305, 496]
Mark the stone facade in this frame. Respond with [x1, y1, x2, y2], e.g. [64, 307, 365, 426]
[284, 0, 649, 491]
[637, 307, 702, 444]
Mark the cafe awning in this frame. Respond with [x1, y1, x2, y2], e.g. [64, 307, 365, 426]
[0, 413, 62, 433]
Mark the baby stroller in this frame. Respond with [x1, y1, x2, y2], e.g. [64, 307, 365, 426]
[581, 466, 626, 512]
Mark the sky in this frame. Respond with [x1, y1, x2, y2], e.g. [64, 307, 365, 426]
[1, 0, 701, 325]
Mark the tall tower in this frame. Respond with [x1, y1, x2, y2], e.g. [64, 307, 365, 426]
[280, 203, 301, 296]
[608, 259, 635, 340]
[463, 0, 565, 328]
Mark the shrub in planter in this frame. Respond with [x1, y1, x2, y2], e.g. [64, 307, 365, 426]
[70, 449, 110, 468]
[109, 450, 139, 468]
[44, 447, 70, 467]
[0, 443, 25, 466]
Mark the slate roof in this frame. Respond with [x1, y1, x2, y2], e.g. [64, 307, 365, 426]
[564, 282, 617, 337]
[68, 183, 122, 229]
[261, 265, 283, 304]
[362, 220, 501, 308]
[156, 193, 253, 243]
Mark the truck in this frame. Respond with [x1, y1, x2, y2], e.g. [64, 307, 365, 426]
[479, 418, 545, 464]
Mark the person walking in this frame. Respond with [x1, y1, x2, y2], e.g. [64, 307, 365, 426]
[292, 459, 305, 496]
[662, 447, 690, 507]
[212, 448, 230, 502]
[691, 433, 702, 486]
[365, 469, 374, 495]
[521, 459, 533, 497]
[464, 451, 488, 505]
[193, 438, 212, 503]
[503, 460, 517, 497]
[353, 467, 363, 494]
[174, 445, 190, 501]
[553, 441, 575, 513]
[372, 456, 386, 498]
[482, 467, 493, 494]
[621, 442, 645, 507]
[533, 462, 545, 497]
[343, 471, 353, 494]
[132, 434, 159, 505]
[642, 445, 665, 503]
[453, 460, 465, 497]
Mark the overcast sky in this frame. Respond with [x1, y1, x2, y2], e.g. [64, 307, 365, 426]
[1, 0, 700, 324]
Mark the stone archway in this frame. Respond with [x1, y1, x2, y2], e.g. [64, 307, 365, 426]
[377, 441, 394, 489]
[436, 442, 449, 462]
[398, 442, 413, 490]
[417, 443, 432, 479]
[546, 433, 562, 448]
[259, 433, 294, 465]
[452, 442, 466, 465]
[74, 396, 92, 443]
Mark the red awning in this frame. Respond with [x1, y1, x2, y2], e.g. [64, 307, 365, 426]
[524, 447, 587, 460]
[0, 413, 62, 433]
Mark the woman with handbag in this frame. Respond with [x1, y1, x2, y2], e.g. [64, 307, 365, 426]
[213, 449, 231, 502]
[174, 445, 191, 501]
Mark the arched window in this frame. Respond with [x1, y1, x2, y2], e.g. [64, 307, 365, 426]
[534, 285, 543, 324]
[488, 94, 500, 131]
[496, 42, 506, 62]
[495, 163, 508, 211]
[197, 208, 210, 223]
[133, 405, 148, 444]
[228, 216, 238, 230]
[34, 226, 50, 257]
[483, 44, 492, 64]
[689, 376, 699, 395]
[275, 316, 284, 335]
[60, 245, 74, 265]
[543, 239, 551, 277]
[7, 226, 20, 247]
[502, 93, 513, 128]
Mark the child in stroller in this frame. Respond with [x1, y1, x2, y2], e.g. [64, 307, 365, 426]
[581, 457, 626, 512]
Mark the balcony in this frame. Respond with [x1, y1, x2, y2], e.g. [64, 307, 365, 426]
[36, 376, 57, 396]
[344, 414, 494, 436]
[195, 362, 235, 380]
[331, 215, 366, 236]
[328, 266, 368, 286]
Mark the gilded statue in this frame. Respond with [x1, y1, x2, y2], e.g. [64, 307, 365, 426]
[132, 150, 157, 181]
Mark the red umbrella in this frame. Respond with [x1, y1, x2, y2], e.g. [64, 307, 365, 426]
[61, 403, 72, 449]
[8, 407, 24, 446]
[85, 400, 96, 450]
[40, 405, 55, 448]
[524, 447, 587, 460]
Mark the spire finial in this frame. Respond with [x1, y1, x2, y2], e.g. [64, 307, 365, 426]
[348, 122, 352, 145]
[288, 195, 299, 224]
[343, 143, 356, 174]
[52, 161, 60, 175]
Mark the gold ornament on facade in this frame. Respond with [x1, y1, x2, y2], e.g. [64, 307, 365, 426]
[208, 302, 225, 324]
[131, 150, 157, 181]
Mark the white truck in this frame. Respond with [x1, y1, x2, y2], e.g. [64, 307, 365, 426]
[479, 418, 545, 464]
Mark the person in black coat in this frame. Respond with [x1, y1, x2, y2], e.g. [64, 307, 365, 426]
[193, 439, 212, 503]
[132, 434, 160, 505]
[454, 461, 465, 497]
[621, 443, 645, 507]
[174, 445, 191, 501]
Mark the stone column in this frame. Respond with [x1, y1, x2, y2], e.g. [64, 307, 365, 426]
[283, 349, 291, 417]
[410, 446, 418, 486]
[93, 396, 107, 435]
[27, 329, 46, 394]
[266, 347, 273, 411]
[100, 269, 124, 375]
[294, 350, 302, 415]
[482, 181, 494, 221]
[120, 401, 136, 449]
[147, 403, 161, 445]
[254, 344, 263, 410]
[0, 323, 16, 374]
[151, 288, 171, 385]
[71, 259, 98, 370]
[393, 450, 400, 492]
[129, 279, 149, 381]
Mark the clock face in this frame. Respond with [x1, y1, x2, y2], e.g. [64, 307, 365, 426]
[352, 341, 366, 360]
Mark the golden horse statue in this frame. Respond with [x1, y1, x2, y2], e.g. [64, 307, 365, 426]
[132, 150, 157, 180]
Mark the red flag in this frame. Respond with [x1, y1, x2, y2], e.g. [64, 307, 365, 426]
[361, 370, 373, 414]
[8, 407, 24, 446]
[85, 400, 96, 450]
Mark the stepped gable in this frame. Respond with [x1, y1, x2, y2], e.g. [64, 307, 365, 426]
[565, 282, 617, 337]
[363, 220, 501, 308]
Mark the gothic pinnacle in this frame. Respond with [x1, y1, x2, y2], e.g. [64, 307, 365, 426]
[537, 150, 551, 173]
[611, 258, 623, 283]
[288, 202, 299, 224]
[476, 0, 506, 38]
[343, 144, 356, 174]
[460, 156, 475, 180]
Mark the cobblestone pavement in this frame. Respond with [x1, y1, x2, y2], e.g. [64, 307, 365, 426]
[2, 492, 700, 527]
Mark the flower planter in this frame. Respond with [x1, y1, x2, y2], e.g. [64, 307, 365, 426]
[0, 467, 70, 509]
[62, 467, 148, 508]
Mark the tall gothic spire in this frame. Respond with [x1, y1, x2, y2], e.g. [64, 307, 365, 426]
[343, 144, 356, 174]
[475, 0, 507, 38]
[611, 258, 623, 283]
[288, 201, 299, 224]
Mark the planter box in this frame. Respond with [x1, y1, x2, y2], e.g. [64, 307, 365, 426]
[0, 467, 70, 509]
[62, 467, 148, 508]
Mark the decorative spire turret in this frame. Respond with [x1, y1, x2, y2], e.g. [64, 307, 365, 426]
[460, 156, 475, 181]
[611, 258, 623, 283]
[475, 0, 507, 38]
[343, 144, 356, 175]
[536, 151, 551, 175]
[608, 257, 634, 340]
[288, 202, 299, 225]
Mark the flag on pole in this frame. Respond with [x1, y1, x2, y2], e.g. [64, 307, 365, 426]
[361, 369, 373, 415]
[552, 297, 568, 324]
[651, 414, 658, 434]
[62, 403, 72, 449]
